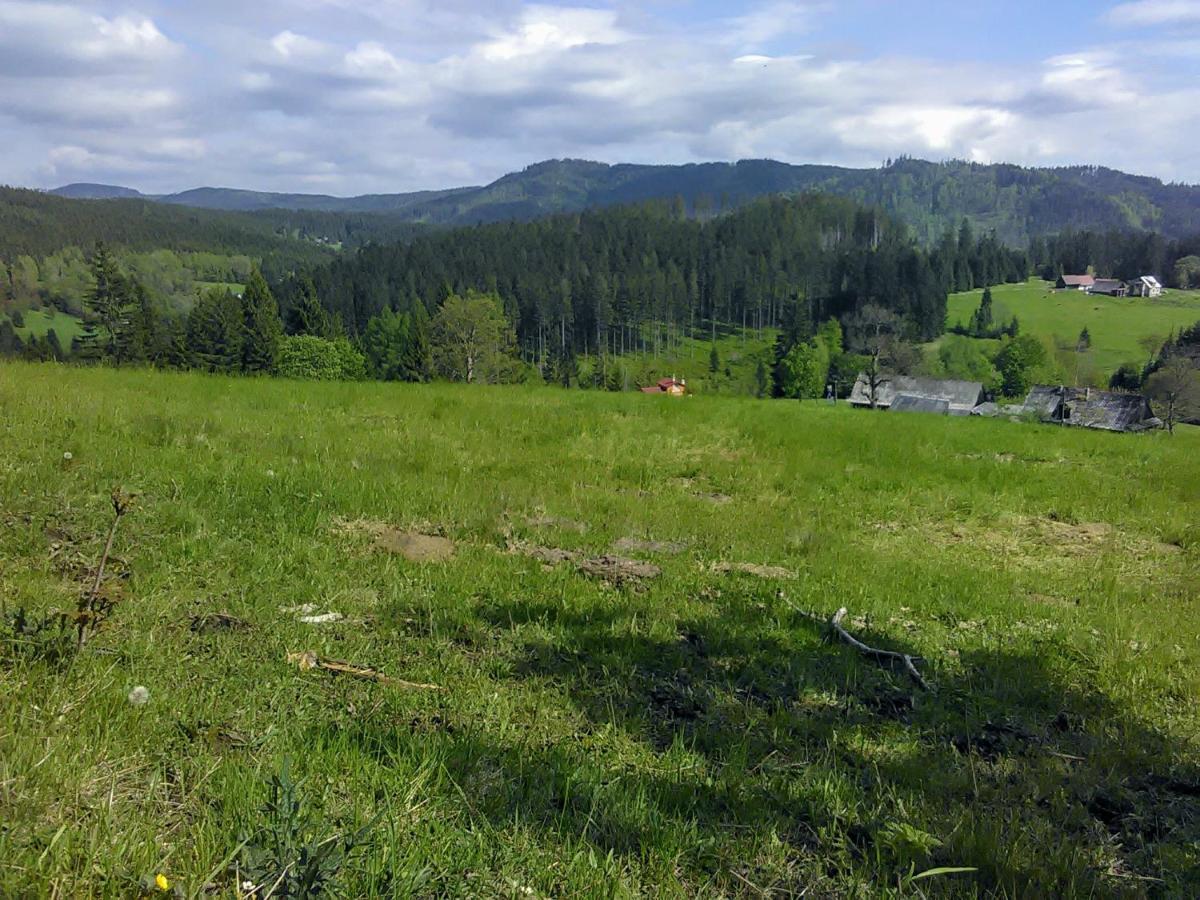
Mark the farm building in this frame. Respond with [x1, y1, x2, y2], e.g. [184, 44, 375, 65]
[1056, 274, 1095, 291]
[641, 377, 687, 396]
[1130, 276, 1163, 298]
[1088, 279, 1128, 297]
[1021, 386, 1162, 432]
[849, 375, 985, 416]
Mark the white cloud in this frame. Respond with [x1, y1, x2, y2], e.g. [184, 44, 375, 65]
[477, 5, 624, 61]
[1108, 0, 1200, 26]
[1, 0, 1199, 194]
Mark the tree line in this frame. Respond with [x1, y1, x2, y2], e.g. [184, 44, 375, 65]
[281, 195, 1027, 385]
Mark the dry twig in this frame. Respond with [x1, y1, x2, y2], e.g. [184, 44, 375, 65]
[287, 650, 444, 691]
[76, 489, 133, 648]
[830, 607, 931, 691]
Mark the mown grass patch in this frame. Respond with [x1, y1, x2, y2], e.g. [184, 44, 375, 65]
[945, 279, 1200, 376]
[0, 361, 1197, 896]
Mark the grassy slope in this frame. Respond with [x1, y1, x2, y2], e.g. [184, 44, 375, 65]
[0, 363, 1198, 897]
[946, 279, 1200, 376]
[3, 308, 86, 343]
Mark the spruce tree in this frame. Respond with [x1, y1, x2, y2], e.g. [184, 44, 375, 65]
[45, 328, 64, 361]
[241, 270, 283, 373]
[86, 243, 130, 357]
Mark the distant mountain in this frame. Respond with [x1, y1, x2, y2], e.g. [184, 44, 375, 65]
[50, 157, 1200, 245]
[52, 183, 147, 200]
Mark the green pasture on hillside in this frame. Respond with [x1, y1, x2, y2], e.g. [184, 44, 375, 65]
[3, 307, 86, 343]
[947, 279, 1200, 375]
[0, 363, 1197, 897]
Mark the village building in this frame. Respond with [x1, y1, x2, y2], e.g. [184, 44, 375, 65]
[1088, 278, 1128, 297]
[640, 376, 687, 396]
[1129, 276, 1163, 298]
[1021, 386, 1162, 433]
[849, 375, 985, 416]
[1056, 274, 1095, 291]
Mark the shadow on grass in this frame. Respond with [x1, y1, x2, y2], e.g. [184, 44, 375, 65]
[335, 590, 1200, 896]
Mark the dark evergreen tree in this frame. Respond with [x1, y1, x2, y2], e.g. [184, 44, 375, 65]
[186, 289, 245, 372]
[241, 270, 283, 373]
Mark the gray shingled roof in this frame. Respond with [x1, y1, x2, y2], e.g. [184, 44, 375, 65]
[890, 394, 952, 415]
[1021, 386, 1161, 432]
[850, 375, 985, 412]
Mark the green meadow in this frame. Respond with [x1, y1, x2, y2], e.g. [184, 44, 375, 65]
[3, 307, 87, 344]
[946, 279, 1200, 376]
[1, 362, 1198, 897]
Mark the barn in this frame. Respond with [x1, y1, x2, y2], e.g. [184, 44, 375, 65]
[849, 375, 985, 416]
[1130, 276, 1163, 298]
[1021, 386, 1162, 432]
[1056, 275, 1095, 291]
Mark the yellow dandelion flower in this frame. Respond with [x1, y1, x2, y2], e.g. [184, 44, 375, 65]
[155, 873, 170, 891]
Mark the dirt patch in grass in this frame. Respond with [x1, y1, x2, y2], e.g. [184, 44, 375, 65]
[710, 561, 796, 580]
[189, 612, 248, 634]
[334, 518, 456, 562]
[525, 515, 589, 534]
[613, 537, 687, 555]
[695, 492, 733, 505]
[874, 514, 1184, 574]
[509, 541, 661, 587]
[577, 555, 662, 587]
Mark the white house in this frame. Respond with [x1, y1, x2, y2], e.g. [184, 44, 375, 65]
[1130, 276, 1163, 298]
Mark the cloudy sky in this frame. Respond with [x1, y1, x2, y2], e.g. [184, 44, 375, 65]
[3, 0, 1200, 195]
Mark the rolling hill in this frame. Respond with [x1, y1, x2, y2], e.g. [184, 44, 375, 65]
[52, 156, 1200, 245]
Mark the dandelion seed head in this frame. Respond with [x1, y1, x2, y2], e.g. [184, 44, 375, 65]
[127, 685, 150, 706]
[62, 451, 73, 461]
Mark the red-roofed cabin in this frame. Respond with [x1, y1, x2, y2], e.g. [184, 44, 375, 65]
[641, 377, 687, 396]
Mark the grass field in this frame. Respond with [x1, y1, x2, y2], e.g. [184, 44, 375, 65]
[946, 280, 1200, 376]
[1, 362, 1198, 897]
[194, 282, 247, 296]
[2, 307, 87, 344]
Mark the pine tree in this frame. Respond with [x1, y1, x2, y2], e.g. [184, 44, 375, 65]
[400, 303, 433, 382]
[45, 328, 64, 361]
[241, 270, 283, 373]
[709, 343, 720, 373]
[187, 289, 245, 373]
[0, 319, 21, 356]
[286, 277, 335, 338]
[86, 243, 130, 357]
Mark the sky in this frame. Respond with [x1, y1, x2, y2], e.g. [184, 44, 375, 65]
[2, 0, 1200, 195]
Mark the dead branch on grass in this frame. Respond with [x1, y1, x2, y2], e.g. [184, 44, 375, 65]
[287, 650, 445, 691]
[830, 607, 930, 691]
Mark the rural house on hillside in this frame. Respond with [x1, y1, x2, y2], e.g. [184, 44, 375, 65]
[1022, 386, 1162, 432]
[1130, 276, 1163, 298]
[1088, 278, 1128, 297]
[849, 375, 985, 416]
[1057, 274, 1095, 291]
[641, 376, 687, 396]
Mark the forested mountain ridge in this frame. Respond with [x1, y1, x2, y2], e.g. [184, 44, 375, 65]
[0, 187, 426, 274]
[52, 157, 1200, 245]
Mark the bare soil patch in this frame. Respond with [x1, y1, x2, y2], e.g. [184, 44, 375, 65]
[334, 518, 456, 562]
[509, 541, 661, 587]
[710, 561, 796, 580]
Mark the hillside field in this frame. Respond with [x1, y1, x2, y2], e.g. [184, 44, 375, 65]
[3, 307, 86, 344]
[946, 280, 1200, 376]
[1, 363, 1198, 897]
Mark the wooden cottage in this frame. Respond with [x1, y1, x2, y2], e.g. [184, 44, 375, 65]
[1056, 275, 1095, 291]
[641, 377, 687, 396]
[1021, 386, 1162, 433]
[1130, 276, 1163, 298]
[849, 375, 985, 416]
